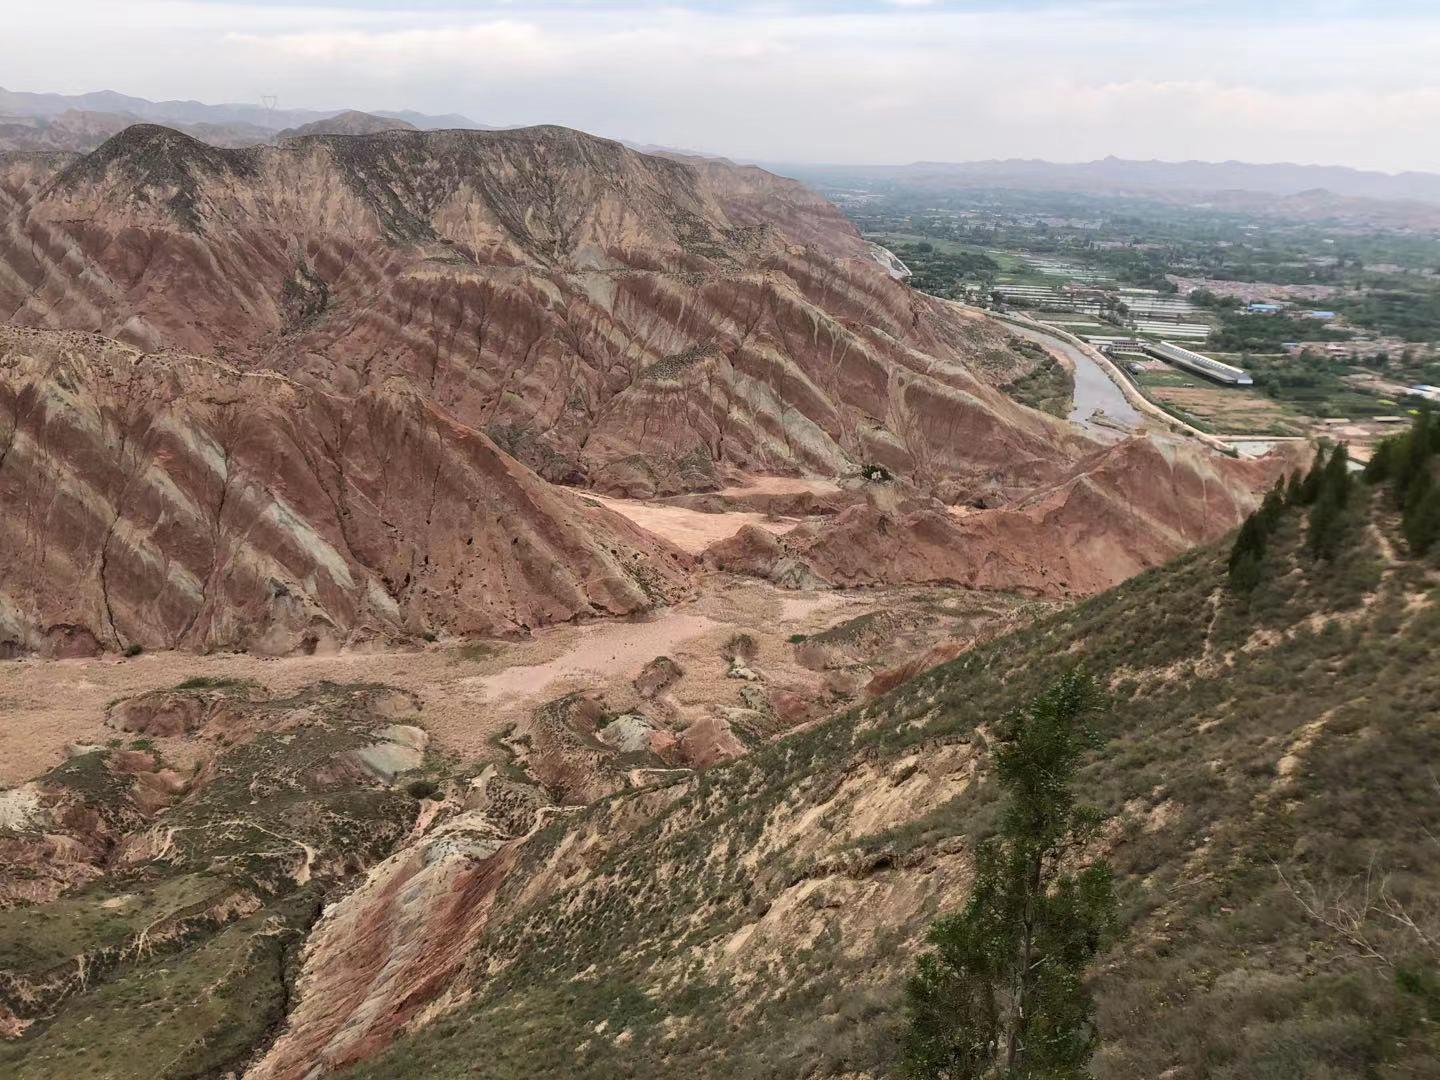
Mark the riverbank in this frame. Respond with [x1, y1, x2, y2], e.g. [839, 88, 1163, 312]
[963, 304, 1238, 450]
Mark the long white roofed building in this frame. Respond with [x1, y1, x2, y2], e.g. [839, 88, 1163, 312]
[1142, 341, 1254, 386]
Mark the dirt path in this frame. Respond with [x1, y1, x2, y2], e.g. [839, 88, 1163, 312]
[715, 476, 842, 498]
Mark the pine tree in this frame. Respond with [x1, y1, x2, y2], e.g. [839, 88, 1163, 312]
[1295, 444, 1329, 506]
[1229, 547, 1264, 593]
[1228, 478, 1290, 592]
[1257, 479, 1287, 531]
[1307, 443, 1353, 560]
[904, 671, 1115, 1080]
[1285, 469, 1305, 506]
[1404, 470, 1440, 555]
[1308, 486, 1343, 560]
[1228, 512, 1268, 590]
[1394, 412, 1434, 507]
[1261, 480, 1284, 529]
[1363, 438, 1393, 485]
[1324, 443, 1351, 507]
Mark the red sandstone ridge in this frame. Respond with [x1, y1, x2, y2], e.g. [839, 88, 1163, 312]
[708, 436, 1302, 599]
[0, 123, 1088, 498]
[0, 123, 1286, 653]
[0, 328, 690, 656]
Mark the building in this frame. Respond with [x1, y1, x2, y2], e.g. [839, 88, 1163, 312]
[1143, 341, 1254, 386]
[1305, 310, 1338, 320]
[1247, 302, 1283, 315]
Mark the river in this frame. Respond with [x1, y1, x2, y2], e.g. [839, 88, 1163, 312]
[1003, 322, 1144, 434]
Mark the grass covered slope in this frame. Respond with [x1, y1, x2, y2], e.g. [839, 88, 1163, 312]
[344, 474, 1439, 1079]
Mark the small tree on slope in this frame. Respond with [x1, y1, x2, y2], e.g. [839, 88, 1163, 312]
[903, 670, 1116, 1079]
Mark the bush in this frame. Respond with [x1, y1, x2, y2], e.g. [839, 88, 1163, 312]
[405, 779, 440, 800]
[174, 676, 253, 691]
[123, 643, 143, 657]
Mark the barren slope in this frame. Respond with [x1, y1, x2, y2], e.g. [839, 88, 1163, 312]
[0, 123, 1286, 654]
[0, 124, 1088, 497]
[0, 327, 689, 654]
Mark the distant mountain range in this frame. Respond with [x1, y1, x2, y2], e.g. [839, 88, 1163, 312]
[786, 155, 1440, 207]
[0, 86, 486, 134]
[0, 86, 489, 154]
[7, 85, 1440, 218]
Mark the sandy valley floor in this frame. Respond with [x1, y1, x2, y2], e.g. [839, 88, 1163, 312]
[0, 578, 862, 784]
[0, 480, 1037, 788]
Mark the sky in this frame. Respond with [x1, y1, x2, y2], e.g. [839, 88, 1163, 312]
[5, 0, 1440, 172]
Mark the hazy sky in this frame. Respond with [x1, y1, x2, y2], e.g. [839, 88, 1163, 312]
[6, 1, 1440, 171]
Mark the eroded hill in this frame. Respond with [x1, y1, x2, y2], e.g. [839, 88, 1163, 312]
[0, 327, 690, 654]
[0, 123, 1080, 494]
[0, 124, 1287, 654]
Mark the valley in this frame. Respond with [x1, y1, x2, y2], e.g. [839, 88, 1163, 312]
[0, 99, 1432, 1080]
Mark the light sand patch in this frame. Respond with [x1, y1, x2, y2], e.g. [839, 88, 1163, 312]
[586, 494, 796, 555]
[716, 476, 842, 498]
[776, 592, 852, 622]
[463, 612, 719, 703]
[0, 582, 854, 783]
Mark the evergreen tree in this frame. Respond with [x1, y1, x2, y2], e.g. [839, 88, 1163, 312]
[1228, 478, 1291, 592]
[904, 671, 1115, 1080]
[1324, 443, 1351, 507]
[1403, 469, 1440, 555]
[1285, 469, 1305, 506]
[1257, 479, 1287, 531]
[1295, 444, 1329, 506]
[1307, 442, 1353, 560]
[1308, 486, 1343, 560]
[1363, 438, 1393, 485]
[1228, 547, 1264, 593]
[1394, 412, 1434, 508]
[1228, 512, 1268, 590]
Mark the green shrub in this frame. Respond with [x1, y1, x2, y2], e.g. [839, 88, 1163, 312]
[406, 779, 440, 800]
[174, 676, 253, 691]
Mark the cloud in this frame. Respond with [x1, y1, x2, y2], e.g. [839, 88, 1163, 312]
[3, 1, 1438, 171]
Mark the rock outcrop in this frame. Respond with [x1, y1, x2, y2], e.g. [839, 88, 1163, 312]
[701, 437, 1297, 599]
[788, 435, 1299, 596]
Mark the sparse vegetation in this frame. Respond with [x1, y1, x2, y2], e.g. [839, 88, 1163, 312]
[346, 483, 1436, 1080]
[173, 675, 256, 692]
[455, 641, 501, 663]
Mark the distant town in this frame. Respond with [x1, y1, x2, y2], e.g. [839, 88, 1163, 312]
[833, 181, 1440, 459]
